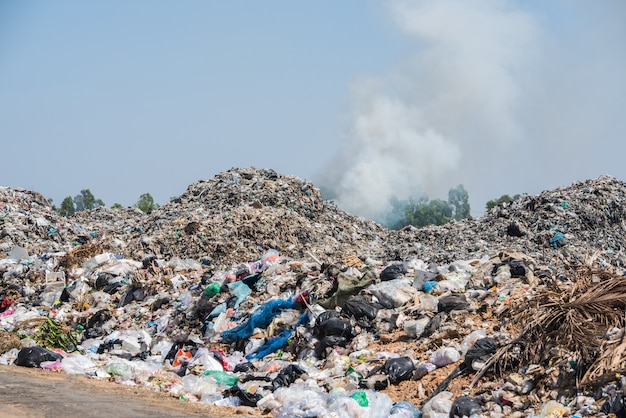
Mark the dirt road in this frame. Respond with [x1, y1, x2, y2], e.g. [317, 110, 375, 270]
[0, 365, 261, 418]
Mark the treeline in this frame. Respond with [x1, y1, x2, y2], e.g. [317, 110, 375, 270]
[56, 189, 159, 216]
[380, 184, 470, 229]
[379, 186, 523, 230]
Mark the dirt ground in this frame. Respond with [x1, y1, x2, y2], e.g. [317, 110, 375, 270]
[0, 365, 265, 418]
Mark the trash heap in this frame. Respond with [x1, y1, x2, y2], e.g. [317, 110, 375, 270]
[2, 168, 626, 418]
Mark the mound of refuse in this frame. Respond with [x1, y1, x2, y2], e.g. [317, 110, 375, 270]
[395, 175, 626, 268]
[1, 169, 626, 418]
[123, 167, 395, 267]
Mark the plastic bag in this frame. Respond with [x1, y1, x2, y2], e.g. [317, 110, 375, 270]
[437, 294, 470, 313]
[384, 356, 415, 385]
[203, 370, 239, 387]
[272, 364, 306, 389]
[600, 393, 626, 418]
[368, 279, 415, 308]
[421, 391, 453, 418]
[341, 296, 381, 321]
[15, 346, 63, 368]
[450, 396, 482, 418]
[390, 401, 422, 418]
[460, 329, 487, 355]
[61, 354, 96, 375]
[430, 347, 460, 367]
[380, 263, 408, 281]
[221, 297, 300, 343]
[464, 337, 496, 371]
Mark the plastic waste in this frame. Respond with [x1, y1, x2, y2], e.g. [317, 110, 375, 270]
[437, 294, 470, 313]
[226, 280, 251, 308]
[15, 346, 63, 368]
[41, 358, 62, 370]
[430, 347, 460, 367]
[106, 361, 132, 377]
[226, 384, 262, 407]
[384, 356, 415, 385]
[341, 295, 381, 321]
[450, 396, 482, 418]
[404, 317, 430, 338]
[203, 370, 239, 387]
[260, 249, 280, 265]
[550, 232, 565, 248]
[380, 263, 408, 281]
[541, 400, 567, 418]
[61, 354, 96, 375]
[600, 392, 626, 418]
[202, 282, 222, 298]
[421, 391, 453, 418]
[368, 278, 415, 308]
[246, 329, 293, 360]
[272, 364, 306, 389]
[350, 390, 369, 407]
[460, 329, 487, 355]
[221, 296, 301, 343]
[390, 401, 422, 418]
[464, 337, 496, 371]
[8, 246, 29, 262]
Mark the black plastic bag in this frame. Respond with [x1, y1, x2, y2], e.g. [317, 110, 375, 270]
[241, 272, 263, 290]
[464, 337, 496, 371]
[316, 317, 354, 338]
[342, 296, 382, 321]
[234, 361, 254, 373]
[319, 335, 349, 349]
[438, 294, 470, 313]
[450, 396, 483, 418]
[384, 356, 414, 385]
[226, 384, 263, 407]
[380, 264, 408, 281]
[272, 364, 306, 389]
[15, 347, 63, 368]
[314, 311, 340, 331]
[508, 260, 527, 278]
[601, 392, 626, 418]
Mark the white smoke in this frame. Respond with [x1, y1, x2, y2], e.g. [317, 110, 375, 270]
[321, 0, 540, 219]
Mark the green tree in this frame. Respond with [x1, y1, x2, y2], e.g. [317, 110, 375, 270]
[59, 196, 75, 216]
[111, 203, 123, 209]
[73, 189, 104, 211]
[136, 193, 158, 214]
[448, 184, 470, 220]
[407, 198, 453, 227]
[486, 193, 521, 210]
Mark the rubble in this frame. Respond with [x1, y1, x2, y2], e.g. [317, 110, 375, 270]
[1, 168, 626, 417]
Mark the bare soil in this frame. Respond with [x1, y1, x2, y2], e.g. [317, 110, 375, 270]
[0, 365, 264, 418]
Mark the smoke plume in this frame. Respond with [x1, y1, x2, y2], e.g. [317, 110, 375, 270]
[320, 0, 626, 220]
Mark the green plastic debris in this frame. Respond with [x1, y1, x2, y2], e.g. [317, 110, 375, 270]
[561, 201, 570, 209]
[202, 282, 222, 298]
[203, 370, 239, 387]
[350, 390, 369, 407]
[107, 361, 131, 376]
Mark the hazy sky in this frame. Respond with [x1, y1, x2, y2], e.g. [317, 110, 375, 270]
[1, 1, 625, 219]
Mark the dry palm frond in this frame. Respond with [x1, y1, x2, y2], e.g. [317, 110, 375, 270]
[581, 328, 626, 385]
[485, 264, 626, 387]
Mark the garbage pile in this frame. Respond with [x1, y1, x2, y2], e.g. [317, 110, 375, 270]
[123, 167, 394, 267]
[1, 168, 626, 418]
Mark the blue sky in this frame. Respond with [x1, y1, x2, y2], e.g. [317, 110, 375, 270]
[1, 1, 625, 218]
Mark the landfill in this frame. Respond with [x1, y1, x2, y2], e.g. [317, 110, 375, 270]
[2, 167, 626, 418]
